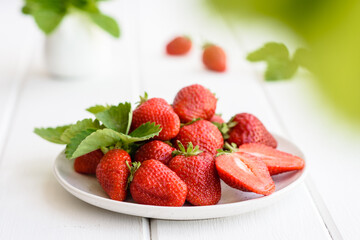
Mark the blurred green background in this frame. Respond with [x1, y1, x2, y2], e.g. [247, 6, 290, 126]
[208, 0, 360, 126]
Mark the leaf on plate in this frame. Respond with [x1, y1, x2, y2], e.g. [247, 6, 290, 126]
[86, 104, 111, 114]
[34, 125, 72, 144]
[60, 118, 101, 143]
[65, 129, 98, 159]
[94, 102, 132, 134]
[129, 122, 162, 140]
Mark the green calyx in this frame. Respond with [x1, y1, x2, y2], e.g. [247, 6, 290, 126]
[180, 118, 202, 127]
[216, 142, 239, 156]
[172, 141, 203, 157]
[212, 119, 237, 140]
[126, 161, 141, 189]
[136, 92, 148, 108]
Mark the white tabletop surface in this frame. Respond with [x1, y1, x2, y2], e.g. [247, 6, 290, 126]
[1, 0, 359, 239]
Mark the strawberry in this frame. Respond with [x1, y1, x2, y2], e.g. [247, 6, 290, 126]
[238, 143, 305, 175]
[168, 142, 221, 206]
[202, 44, 226, 72]
[173, 120, 224, 155]
[74, 149, 104, 174]
[173, 84, 217, 123]
[216, 144, 275, 195]
[129, 160, 187, 206]
[166, 36, 192, 55]
[210, 114, 225, 124]
[96, 149, 132, 201]
[131, 94, 180, 141]
[134, 140, 175, 165]
[227, 113, 277, 148]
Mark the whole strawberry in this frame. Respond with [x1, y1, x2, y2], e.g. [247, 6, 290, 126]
[173, 84, 217, 123]
[202, 44, 226, 72]
[228, 113, 277, 148]
[131, 94, 180, 141]
[216, 143, 275, 196]
[96, 149, 132, 201]
[166, 36, 192, 55]
[74, 149, 104, 174]
[130, 160, 187, 206]
[173, 120, 224, 155]
[168, 142, 221, 206]
[134, 140, 175, 165]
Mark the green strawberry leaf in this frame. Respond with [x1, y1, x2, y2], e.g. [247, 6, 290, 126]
[89, 13, 120, 38]
[33, 8, 64, 34]
[94, 102, 132, 134]
[60, 118, 101, 143]
[34, 124, 72, 144]
[66, 122, 161, 159]
[65, 129, 97, 159]
[129, 122, 161, 139]
[86, 104, 111, 114]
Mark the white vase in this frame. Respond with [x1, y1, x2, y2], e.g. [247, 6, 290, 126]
[45, 13, 112, 78]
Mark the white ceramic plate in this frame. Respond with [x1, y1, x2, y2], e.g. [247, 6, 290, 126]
[53, 134, 307, 220]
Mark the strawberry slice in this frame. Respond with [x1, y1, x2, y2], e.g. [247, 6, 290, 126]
[238, 143, 305, 175]
[215, 152, 275, 196]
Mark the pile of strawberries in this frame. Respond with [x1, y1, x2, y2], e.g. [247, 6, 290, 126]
[73, 84, 304, 206]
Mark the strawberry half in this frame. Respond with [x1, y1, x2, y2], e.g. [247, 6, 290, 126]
[238, 143, 305, 175]
[173, 84, 217, 123]
[96, 149, 132, 201]
[228, 113, 277, 148]
[130, 160, 187, 206]
[173, 119, 224, 155]
[131, 95, 180, 141]
[134, 140, 175, 165]
[74, 149, 104, 174]
[168, 142, 221, 206]
[215, 145, 275, 196]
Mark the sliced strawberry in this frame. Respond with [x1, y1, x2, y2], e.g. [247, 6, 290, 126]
[238, 143, 305, 175]
[215, 152, 275, 196]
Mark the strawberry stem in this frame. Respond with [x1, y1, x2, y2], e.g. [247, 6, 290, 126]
[126, 161, 141, 189]
[172, 141, 203, 157]
[224, 142, 239, 152]
[136, 92, 148, 107]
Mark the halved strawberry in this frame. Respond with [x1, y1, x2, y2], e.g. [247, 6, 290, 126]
[238, 143, 305, 175]
[215, 151, 275, 196]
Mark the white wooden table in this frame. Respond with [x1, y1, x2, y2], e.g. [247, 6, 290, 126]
[1, 1, 359, 239]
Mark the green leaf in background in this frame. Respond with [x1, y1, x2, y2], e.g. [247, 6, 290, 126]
[89, 13, 120, 38]
[60, 118, 101, 143]
[65, 128, 97, 159]
[129, 122, 162, 140]
[94, 102, 132, 134]
[86, 104, 111, 114]
[293, 48, 313, 72]
[34, 125, 72, 144]
[247, 42, 300, 81]
[33, 9, 65, 34]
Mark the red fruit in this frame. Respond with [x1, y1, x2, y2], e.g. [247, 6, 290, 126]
[210, 114, 224, 124]
[238, 143, 305, 175]
[173, 120, 224, 155]
[215, 152, 275, 196]
[173, 84, 217, 123]
[134, 140, 175, 165]
[202, 44, 226, 72]
[228, 113, 277, 148]
[169, 145, 221, 206]
[131, 97, 180, 141]
[130, 160, 187, 206]
[74, 149, 104, 174]
[166, 36, 192, 55]
[96, 149, 131, 201]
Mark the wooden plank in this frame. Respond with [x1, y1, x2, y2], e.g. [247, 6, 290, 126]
[0, 1, 149, 239]
[133, 0, 331, 239]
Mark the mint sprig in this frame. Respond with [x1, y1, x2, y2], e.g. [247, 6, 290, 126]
[247, 42, 308, 81]
[60, 118, 101, 143]
[34, 124, 72, 144]
[86, 104, 111, 114]
[22, 0, 120, 37]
